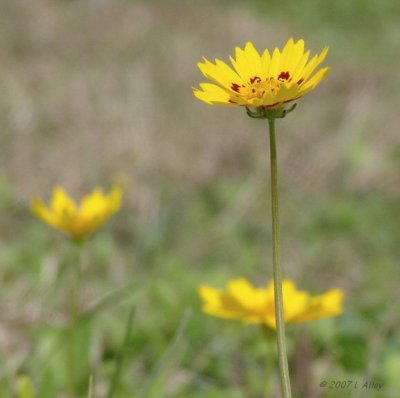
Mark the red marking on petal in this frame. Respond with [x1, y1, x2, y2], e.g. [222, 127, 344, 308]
[297, 78, 304, 85]
[250, 76, 261, 84]
[231, 83, 241, 93]
[278, 71, 290, 80]
[229, 99, 237, 104]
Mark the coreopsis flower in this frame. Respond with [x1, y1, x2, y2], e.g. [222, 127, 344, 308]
[32, 186, 122, 240]
[193, 38, 329, 118]
[198, 278, 343, 329]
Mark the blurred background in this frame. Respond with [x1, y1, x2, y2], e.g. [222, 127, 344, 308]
[0, 0, 399, 397]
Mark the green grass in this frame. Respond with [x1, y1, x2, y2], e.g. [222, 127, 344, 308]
[0, 0, 399, 397]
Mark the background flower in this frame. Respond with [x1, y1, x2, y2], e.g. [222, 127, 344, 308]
[32, 186, 122, 239]
[199, 278, 343, 329]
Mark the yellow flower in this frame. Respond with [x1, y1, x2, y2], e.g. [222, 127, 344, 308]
[32, 186, 122, 239]
[198, 278, 343, 329]
[193, 38, 329, 112]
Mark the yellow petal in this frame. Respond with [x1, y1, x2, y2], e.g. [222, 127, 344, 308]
[291, 289, 343, 323]
[193, 83, 234, 105]
[198, 58, 242, 90]
[199, 285, 254, 320]
[230, 46, 250, 82]
[242, 42, 263, 80]
[109, 186, 123, 213]
[283, 287, 310, 321]
[198, 285, 223, 307]
[51, 187, 77, 217]
[261, 48, 271, 78]
[227, 278, 267, 310]
[291, 50, 311, 82]
[272, 83, 300, 105]
[255, 92, 280, 107]
[279, 38, 295, 71]
[80, 188, 105, 216]
[300, 46, 329, 83]
[31, 199, 61, 229]
[287, 39, 305, 72]
[268, 47, 281, 78]
[299, 67, 330, 93]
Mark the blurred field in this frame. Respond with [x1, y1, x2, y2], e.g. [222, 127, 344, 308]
[0, 0, 399, 397]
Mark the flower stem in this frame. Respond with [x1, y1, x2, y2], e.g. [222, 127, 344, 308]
[268, 118, 292, 398]
[68, 240, 84, 398]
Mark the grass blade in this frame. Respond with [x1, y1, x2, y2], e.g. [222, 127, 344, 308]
[106, 306, 135, 398]
[140, 308, 192, 398]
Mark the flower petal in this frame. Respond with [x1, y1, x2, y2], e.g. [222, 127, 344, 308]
[268, 47, 281, 78]
[270, 83, 300, 106]
[291, 50, 311, 82]
[198, 285, 223, 307]
[279, 38, 295, 71]
[199, 284, 253, 320]
[242, 42, 264, 80]
[287, 39, 305, 72]
[290, 289, 343, 322]
[300, 46, 329, 83]
[300, 67, 330, 93]
[32, 199, 61, 229]
[193, 83, 235, 105]
[198, 58, 242, 90]
[227, 278, 267, 310]
[51, 187, 77, 217]
[261, 48, 271, 78]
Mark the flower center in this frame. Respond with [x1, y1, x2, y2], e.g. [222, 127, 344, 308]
[230, 71, 298, 100]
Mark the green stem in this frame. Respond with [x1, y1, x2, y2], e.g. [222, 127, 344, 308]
[87, 375, 93, 398]
[107, 307, 135, 398]
[68, 240, 84, 398]
[268, 118, 292, 398]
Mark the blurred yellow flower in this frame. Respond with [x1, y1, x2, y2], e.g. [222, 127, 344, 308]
[32, 186, 122, 239]
[193, 38, 329, 109]
[198, 278, 343, 329]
